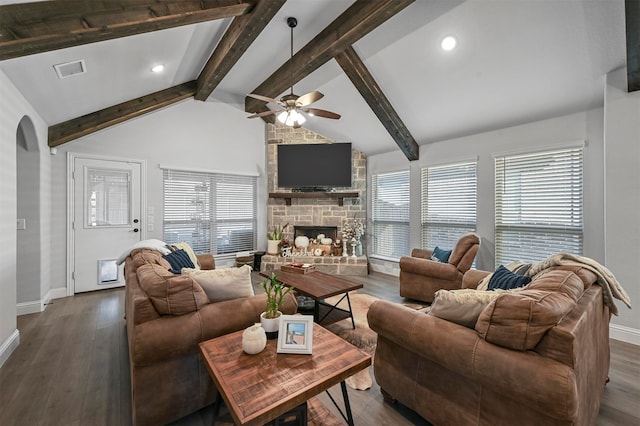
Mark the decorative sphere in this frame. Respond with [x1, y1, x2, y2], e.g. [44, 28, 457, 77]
[295, 235, 310, 249]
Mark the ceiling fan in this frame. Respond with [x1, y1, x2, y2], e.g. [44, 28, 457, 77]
[247, 17, 341, 128]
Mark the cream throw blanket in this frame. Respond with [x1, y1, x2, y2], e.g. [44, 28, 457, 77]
[525, 253, 631, 316]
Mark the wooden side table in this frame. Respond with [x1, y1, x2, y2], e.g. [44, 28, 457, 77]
[199, 324, 371, 425]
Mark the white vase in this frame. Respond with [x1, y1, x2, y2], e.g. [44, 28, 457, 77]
[260, 311, 282, 339]
[267, 239, 280, 255]
[242, 323, 267, 354]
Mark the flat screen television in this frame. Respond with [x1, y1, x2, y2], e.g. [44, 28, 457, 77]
[277, 143, 352, 190]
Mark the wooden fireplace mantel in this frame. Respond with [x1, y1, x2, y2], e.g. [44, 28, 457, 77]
[269, 192, 359, 206]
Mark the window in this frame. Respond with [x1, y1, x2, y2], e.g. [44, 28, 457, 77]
[495, 146, 583, 266]
[421, 161, 477, 251]
[371, 170, 410, 259]
[162, 169, 257, 255]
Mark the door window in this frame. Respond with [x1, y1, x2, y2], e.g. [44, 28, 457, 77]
[85, 168, 131, 227]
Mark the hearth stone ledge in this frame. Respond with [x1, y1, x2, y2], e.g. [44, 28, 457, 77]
[260, 255, 368, 276]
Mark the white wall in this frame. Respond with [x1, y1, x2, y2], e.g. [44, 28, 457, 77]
[49, 99, 267, 291]
[604, 67, 640, 342]
[369, 108, 605, 269]
[0, 69, 50, 367]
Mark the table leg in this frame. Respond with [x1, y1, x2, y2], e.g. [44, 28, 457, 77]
[325, 381, 355, 426]
[212, 391, 222, 424]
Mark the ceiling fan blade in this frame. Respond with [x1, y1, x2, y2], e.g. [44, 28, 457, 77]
[304, 108, 341, 120]
[247, 93, 283, 105]
[296, 91, 324, 107]
[247, 109, 282, 119]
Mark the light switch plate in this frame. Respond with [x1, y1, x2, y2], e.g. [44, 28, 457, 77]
[17, 218, 26, 230]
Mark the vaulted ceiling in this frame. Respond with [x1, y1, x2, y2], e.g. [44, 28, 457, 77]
[0, 0, 635, 160]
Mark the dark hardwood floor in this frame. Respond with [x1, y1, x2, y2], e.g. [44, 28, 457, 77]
[1, 271, 638, 426]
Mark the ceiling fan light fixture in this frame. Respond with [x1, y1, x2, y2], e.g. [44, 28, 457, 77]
[278, 109, 305, 126]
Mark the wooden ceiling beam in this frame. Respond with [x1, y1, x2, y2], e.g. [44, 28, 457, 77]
[335, 46, 418, 161]
[0, 0, 251, 60]
[626, 0, 640, 92]
[48, 81, 196, 147]
[244, 0, 415, 114]
[195, 0, 286, 101]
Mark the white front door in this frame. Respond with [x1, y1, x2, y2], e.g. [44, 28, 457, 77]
[72, 156, 143, 293]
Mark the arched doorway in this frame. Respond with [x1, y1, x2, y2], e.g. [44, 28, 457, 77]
[16, 115, 42, 314]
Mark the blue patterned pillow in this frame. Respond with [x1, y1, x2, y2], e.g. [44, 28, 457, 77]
[432, 246, 452, 263]
[163, 249, 195, 274]
[488, 265, 531, 291]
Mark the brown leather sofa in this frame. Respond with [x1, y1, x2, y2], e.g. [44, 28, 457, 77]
[399, 232, 480, 302]
[368, 265, 610, 425]
[124, 248, 297, 425]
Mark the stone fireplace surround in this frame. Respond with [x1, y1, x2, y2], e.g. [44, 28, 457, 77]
[263, 123, 367, 276]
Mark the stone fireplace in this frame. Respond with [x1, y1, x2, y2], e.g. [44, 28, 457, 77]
[262, 123, 368, 275]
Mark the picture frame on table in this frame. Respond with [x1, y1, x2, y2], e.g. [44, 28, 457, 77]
[277, 315, 314, 354]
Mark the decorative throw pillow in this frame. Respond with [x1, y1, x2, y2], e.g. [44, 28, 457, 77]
[163, 249, 195, 274]
[487, 265, 532, 290]
[432, 246, 452, 263]
[429, 289, 505, 328]
[182, 265, 255, 302]
[174, 242, 201, 269]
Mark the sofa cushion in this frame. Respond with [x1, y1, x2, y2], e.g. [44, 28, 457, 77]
[163, 249, 195, 274]
[429, 289, 503, 328]
[487, 265, 532, 290]
[429, 287, 528, 328]
[136, 263, 209, 315]
[475, 270, 583, 351]
[130, 248, 172, 270]
[182, 265, 255, 302]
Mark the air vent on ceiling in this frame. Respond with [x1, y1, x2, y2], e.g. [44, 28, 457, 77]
[53, 59, 86, 79]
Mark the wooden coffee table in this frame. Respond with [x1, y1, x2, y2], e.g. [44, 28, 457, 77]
[262, 270, 363, 329]
[199, 324, 371, 426]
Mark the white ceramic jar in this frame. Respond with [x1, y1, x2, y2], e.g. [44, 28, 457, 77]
[242, 323, 267, 354]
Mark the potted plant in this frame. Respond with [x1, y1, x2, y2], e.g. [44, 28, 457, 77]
[260, 272, 294, 339]
[267, 222, 289, 255]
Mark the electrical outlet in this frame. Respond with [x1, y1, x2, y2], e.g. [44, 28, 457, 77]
[17, 218, 26, 230]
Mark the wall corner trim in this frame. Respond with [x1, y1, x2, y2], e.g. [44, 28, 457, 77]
[0, 329, 20, 368]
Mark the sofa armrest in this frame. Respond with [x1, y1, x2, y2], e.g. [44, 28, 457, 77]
[197, 254, 215, 270]
[462, 269, 490, 289]
[399, 256, 459, 280]
[131, 292, 297, 366]
[410, 248, 433, 259]
[368, 300, 578, 421]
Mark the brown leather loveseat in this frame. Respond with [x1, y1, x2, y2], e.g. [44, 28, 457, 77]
[369, 265, 610, 425]
[124, 248, 297, 425]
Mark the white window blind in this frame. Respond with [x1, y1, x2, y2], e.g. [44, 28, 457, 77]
[421, 161, 477, 251]
[371, 170, 410, 259]
[163, 169, 257, 255]
[495, 146, 583, 266]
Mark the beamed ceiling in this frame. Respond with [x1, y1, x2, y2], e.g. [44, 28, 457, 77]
[0, 0, 636, 160]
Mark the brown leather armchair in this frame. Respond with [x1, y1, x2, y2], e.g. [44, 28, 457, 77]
[399, 232, 480, 302]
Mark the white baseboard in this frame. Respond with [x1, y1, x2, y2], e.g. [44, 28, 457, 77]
[16, 288, 68, 316]
[610, 324, 640, 346]
[16, 300, 42, 316]
[0, 329, 20, 368]
[48, 287, 68, 300]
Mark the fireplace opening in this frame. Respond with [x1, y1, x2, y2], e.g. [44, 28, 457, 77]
[293, 226, 338, 242]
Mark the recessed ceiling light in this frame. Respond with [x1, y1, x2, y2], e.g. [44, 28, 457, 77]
[151, 64, 165, 73]
[441, 36, 457, 51]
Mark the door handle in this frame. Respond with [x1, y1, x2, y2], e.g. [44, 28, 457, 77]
[131, 228, 139, 233]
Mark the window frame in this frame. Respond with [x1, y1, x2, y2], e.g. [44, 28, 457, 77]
[370, 170, 411, 260]
[494, 145, 584, 267]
